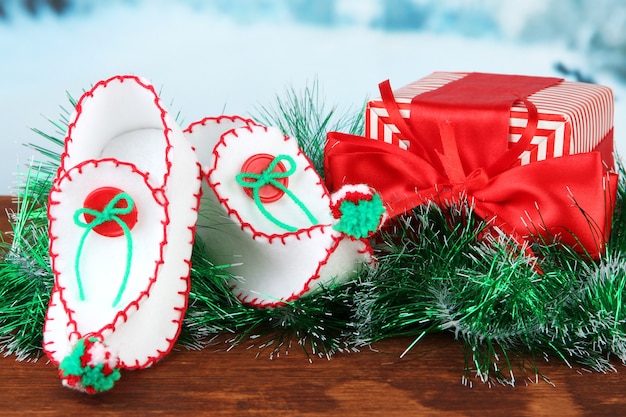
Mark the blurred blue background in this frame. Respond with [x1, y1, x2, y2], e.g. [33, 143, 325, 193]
[0, 0, 624, 193]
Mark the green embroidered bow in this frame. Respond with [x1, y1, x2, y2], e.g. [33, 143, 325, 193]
[73, 192, 134, 307]
[236, 154, 318, 232]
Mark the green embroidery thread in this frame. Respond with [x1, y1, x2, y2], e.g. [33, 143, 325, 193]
[73, 192, 134, 307]
[236, 154, 318, 232]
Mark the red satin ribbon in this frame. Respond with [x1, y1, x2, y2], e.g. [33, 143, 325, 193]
[324, 73, 617, 258]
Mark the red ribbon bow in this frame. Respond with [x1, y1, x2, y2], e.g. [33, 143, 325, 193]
[324, 73, 617, 258]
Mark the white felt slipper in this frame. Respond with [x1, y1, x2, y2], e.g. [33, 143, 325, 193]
[185, 117, 385, 308]
[43, 75, 201, 393]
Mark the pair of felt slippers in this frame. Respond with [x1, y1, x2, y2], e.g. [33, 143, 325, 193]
[42, 75, 386, 393]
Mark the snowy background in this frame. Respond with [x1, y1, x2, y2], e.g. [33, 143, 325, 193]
[0, 0, 625, 193]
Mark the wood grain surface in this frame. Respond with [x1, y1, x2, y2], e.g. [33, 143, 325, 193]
[1, 195, 625, 416]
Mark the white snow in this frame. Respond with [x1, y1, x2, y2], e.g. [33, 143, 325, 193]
[0, 1, 624, 193]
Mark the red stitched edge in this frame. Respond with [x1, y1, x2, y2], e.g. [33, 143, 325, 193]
[45, 159, 172, 368]
[183, 115, 260, 135]
[133, 166, 204, 370]
[61, 75, 174, 192]
[207, 124, 331, 242]
[44, 75, 196, 369]
[202, 123, 374, 308]
[236, 233, 374, 308]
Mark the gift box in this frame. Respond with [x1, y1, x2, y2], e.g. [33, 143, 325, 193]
[325, 72, 618, 259]
[365, 71, 615, 168]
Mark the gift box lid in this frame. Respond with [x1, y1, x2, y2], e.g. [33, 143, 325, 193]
[366, 72, 614, 167]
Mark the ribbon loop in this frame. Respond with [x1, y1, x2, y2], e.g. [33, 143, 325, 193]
[462, 168, 489, 195]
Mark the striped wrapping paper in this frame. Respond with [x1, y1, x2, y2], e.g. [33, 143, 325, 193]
[365, 72, 614, 166]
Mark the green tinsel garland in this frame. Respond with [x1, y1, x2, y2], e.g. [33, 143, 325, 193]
[1, 82, 626, 386]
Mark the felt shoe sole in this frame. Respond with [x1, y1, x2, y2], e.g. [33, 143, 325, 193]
[43, 76, 201, 381]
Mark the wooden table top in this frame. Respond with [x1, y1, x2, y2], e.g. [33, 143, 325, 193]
[1, 195, 625, 416]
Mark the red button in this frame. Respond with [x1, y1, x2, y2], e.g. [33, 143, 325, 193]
[240, 154, 289, 203]
[82, 187, 138, 237]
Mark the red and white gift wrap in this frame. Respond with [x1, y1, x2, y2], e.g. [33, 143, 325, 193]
[325, 72, 617, 259]
[365, 71, 615, 168]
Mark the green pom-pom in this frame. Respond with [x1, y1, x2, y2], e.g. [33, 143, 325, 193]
[333, 193, 385, 239]
[59, 339, 87, 376]
[80, 363, 121, 393]
[59, 337, 121, 394]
